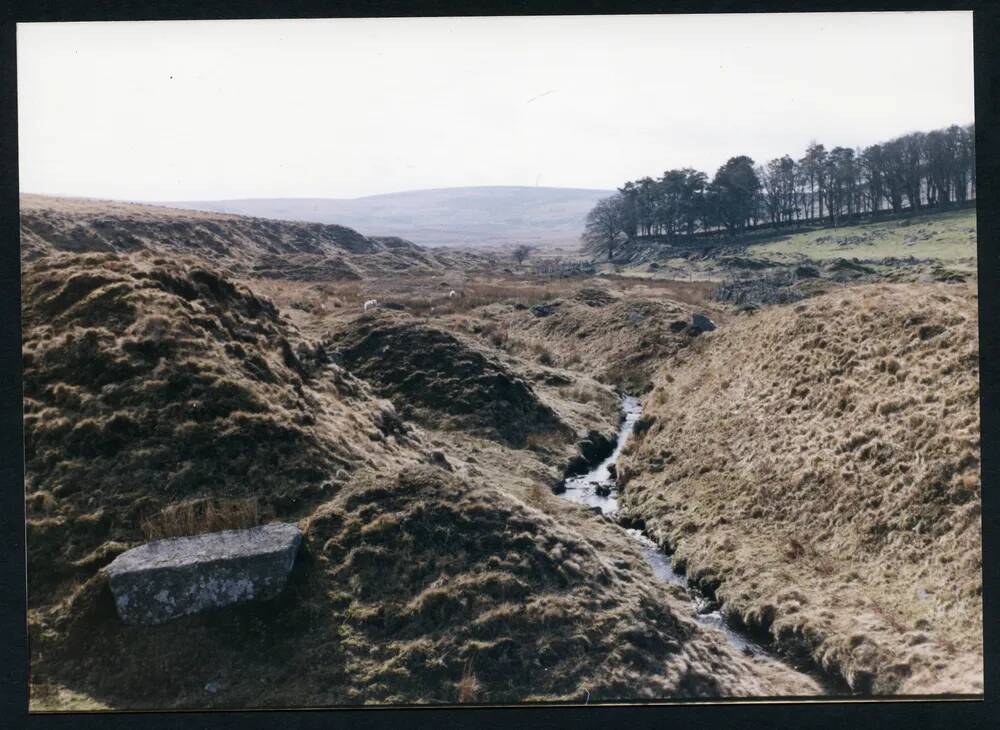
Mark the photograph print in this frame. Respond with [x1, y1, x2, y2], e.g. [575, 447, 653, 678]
[17, 11, 982, 710]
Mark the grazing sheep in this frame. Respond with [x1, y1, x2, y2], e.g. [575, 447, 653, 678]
[448, 290, 457, 298]
[363, 299, 378, 311]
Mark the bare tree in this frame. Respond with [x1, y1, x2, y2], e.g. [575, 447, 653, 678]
[582, 195, 628, 261]
[799, 142, 826, 221]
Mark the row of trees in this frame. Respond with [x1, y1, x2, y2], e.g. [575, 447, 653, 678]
[583, 122, 976, 260]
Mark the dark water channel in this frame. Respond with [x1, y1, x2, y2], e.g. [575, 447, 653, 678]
[558, 395, 848, 695]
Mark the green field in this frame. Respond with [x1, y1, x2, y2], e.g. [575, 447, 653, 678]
[745, 208, 978, 272]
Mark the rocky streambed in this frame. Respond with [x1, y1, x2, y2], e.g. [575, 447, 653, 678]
[557, 395, 849, 696]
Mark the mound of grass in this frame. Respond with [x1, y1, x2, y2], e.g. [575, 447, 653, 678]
[21, 252, 394, 603]
[325, 312, 571, 447]
[499, 295, 701, 392]
[32, 466, 817, 709]
[19, 194, 479, 280]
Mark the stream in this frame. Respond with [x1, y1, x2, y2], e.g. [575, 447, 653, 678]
[558, 395, 847, 693]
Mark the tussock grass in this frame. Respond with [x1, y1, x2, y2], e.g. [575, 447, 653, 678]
[456, 660, 481, 703]
[21, 252, 386, 604]
[34, 466, 821, 709]
[23, 197, 840, 710]
[140, 497, 265, 541]
[325, 312, 571, 447]
[620, 282, 982, 695]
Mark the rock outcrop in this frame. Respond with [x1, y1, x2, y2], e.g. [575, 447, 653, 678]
[104, 523, 301, 626]
[563, 429, 617, 477]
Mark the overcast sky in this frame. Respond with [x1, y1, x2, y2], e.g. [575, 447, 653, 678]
[18, 12, 974, 201]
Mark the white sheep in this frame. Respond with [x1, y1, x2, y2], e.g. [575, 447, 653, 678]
[363, 299, 378, 311]
[448, 290, 457, 298]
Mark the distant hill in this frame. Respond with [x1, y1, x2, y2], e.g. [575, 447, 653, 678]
[19, 194, 486, 281]
[165, 186, 614, 249]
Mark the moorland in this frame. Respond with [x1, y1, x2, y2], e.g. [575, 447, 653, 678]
[21, 191, 981, 709]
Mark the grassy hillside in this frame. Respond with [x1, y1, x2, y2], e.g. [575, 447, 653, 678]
[22, 195, 982, 707]
[23, 198, 827, 709]
[21, 252, 400, 603]
[619, 282, 982, 695]
[19, 194, 485, 280]
[745, 209, 978, 271]
[615, 208, 977, 287]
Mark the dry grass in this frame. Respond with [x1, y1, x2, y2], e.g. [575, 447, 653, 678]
[405, 282, 559, 316]
[33, 465, 822, 710]
[20, 251, 392, 605]
[595, 275, 720, 308]
[524, 430, 570, 451]
[21, 196, 847, 711]
[456, 660, 481, 703]
[485, 292, 708, 392]
[559, 383, 600, 404]
[474, 320, 512, 350]
[139, 497, 265, 541]
[620, 281, 982, 695]
[19, 194, 460, 282]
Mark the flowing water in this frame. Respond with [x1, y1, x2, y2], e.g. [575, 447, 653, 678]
[558, 396, 848, 693]
[560, 396, 764, 657]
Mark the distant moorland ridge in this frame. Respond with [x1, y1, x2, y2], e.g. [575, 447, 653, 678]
[164, 186, 614, 249]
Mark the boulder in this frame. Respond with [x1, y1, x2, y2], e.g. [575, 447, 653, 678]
[563, 454, 589, 478]
[429, 450, 453, 471]
[691, 313, 717, 333]
[103, 523, 301, 626]
[581, 430, 616, 463]
[531, 303, 558, 317]
[562, 429, 617, 478]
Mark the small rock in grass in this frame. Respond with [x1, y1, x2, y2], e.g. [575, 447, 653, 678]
[691, 313, 717, 332]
